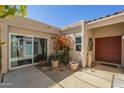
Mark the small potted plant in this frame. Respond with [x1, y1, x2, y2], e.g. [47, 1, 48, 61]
[49, 53, 60, 68]
[70, 61, 78, 71]
[52, 57, 59, 68]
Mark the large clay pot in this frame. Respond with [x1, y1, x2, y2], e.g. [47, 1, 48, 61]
[87, 51, 92, 67]
[70, 62, 78, 71]
[52, 60, 59, 68]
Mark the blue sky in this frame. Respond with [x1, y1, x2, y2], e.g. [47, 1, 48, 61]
[27, 5, 124, 28]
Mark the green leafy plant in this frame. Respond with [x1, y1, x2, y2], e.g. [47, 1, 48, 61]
[0, 5, 27, 47]
[49, 51, 60, 61]
[52, 36, 73, 65]
[0, 5, 27, 18]
[59, 48, 71, 65]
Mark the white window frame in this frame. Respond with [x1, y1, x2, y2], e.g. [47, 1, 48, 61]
[9, 33, 49, 69]
[75, 36, 82, 52]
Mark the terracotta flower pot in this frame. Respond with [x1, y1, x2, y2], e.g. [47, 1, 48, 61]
[52, 60, 59, 68]
[70, 62, 78, 71]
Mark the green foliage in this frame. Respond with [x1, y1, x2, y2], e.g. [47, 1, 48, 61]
[0, 5, 27, 46]
[18, 5, 27, 16]
[59, 48, 71, 65]
[50, 47, 71, 65]
[0, 5, 27, 18]
[49, 52, 60, 61]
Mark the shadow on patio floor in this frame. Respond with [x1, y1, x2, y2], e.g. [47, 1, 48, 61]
[35, 64, 82, 83]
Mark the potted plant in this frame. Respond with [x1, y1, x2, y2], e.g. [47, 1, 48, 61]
[70, 61, 78, 71]
[49, 53, 60, 68]
[52, 57, 59, 68]
[53, 36, 73, 65]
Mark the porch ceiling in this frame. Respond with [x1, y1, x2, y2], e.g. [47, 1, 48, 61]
[91, 22, 124, 38]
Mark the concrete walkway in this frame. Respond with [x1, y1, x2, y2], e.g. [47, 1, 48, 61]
[51, 65, 124, 88]
[0, 66, 56, 88]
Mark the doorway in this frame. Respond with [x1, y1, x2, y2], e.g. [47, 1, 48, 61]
[95, 36, 122, 64]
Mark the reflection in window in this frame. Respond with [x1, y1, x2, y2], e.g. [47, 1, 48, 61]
[34, 37, 47, 63]
[75, 36, 82, 52]
[11, 35, 32, 67]
[10, 35, 48, 68]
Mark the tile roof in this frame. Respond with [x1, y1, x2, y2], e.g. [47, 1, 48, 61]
[86, 10, 124, 23]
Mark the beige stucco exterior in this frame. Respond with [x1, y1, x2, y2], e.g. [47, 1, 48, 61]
[77, 12, 124, 67]
[1, 11, 124, 73]
[66, 33, 82, 62]
[61, 21, 84, 65]
[9, 26, 57, 56]
[86, 22, 124, 66]
[0, 17, 60, 73]
[92, 22, 124, 38]
[92, 22, 124, 65]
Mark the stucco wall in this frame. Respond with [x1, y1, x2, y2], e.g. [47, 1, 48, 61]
[1, 23, 58, 73]
[0, 17, 60, 35]
[62, 24, 83, 64]
[88, 22, 124, 65]
[9, 26, 57, 56]
[92, 22, 124, 38]
[66, 33, 82, 62]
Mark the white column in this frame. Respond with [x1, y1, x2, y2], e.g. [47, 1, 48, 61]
[1, 23, 8, 73]
[81, 21, 87, 67]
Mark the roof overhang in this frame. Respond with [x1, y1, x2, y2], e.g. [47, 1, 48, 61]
[0, 16, 61, 35]
[61, 20, 84, 35]
[86, 12, 124, 30]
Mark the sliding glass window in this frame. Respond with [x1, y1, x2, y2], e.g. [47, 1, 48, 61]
[10, 34, 48, 68]
[11, 35, 33, 67]
[34, 37, 47, 63]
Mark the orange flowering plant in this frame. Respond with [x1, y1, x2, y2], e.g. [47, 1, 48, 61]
[54, 35, 73, 51]
[52, 35, 73, 64]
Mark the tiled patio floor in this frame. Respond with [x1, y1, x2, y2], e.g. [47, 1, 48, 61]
[0, 64, 124, 88]
[0, 66, 56, 88]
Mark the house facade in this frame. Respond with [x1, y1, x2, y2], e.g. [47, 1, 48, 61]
[0, 17, 60, 73]
[0, 11, 124, 73]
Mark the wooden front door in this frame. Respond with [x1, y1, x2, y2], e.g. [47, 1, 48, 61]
[95, 36, 122, 64]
